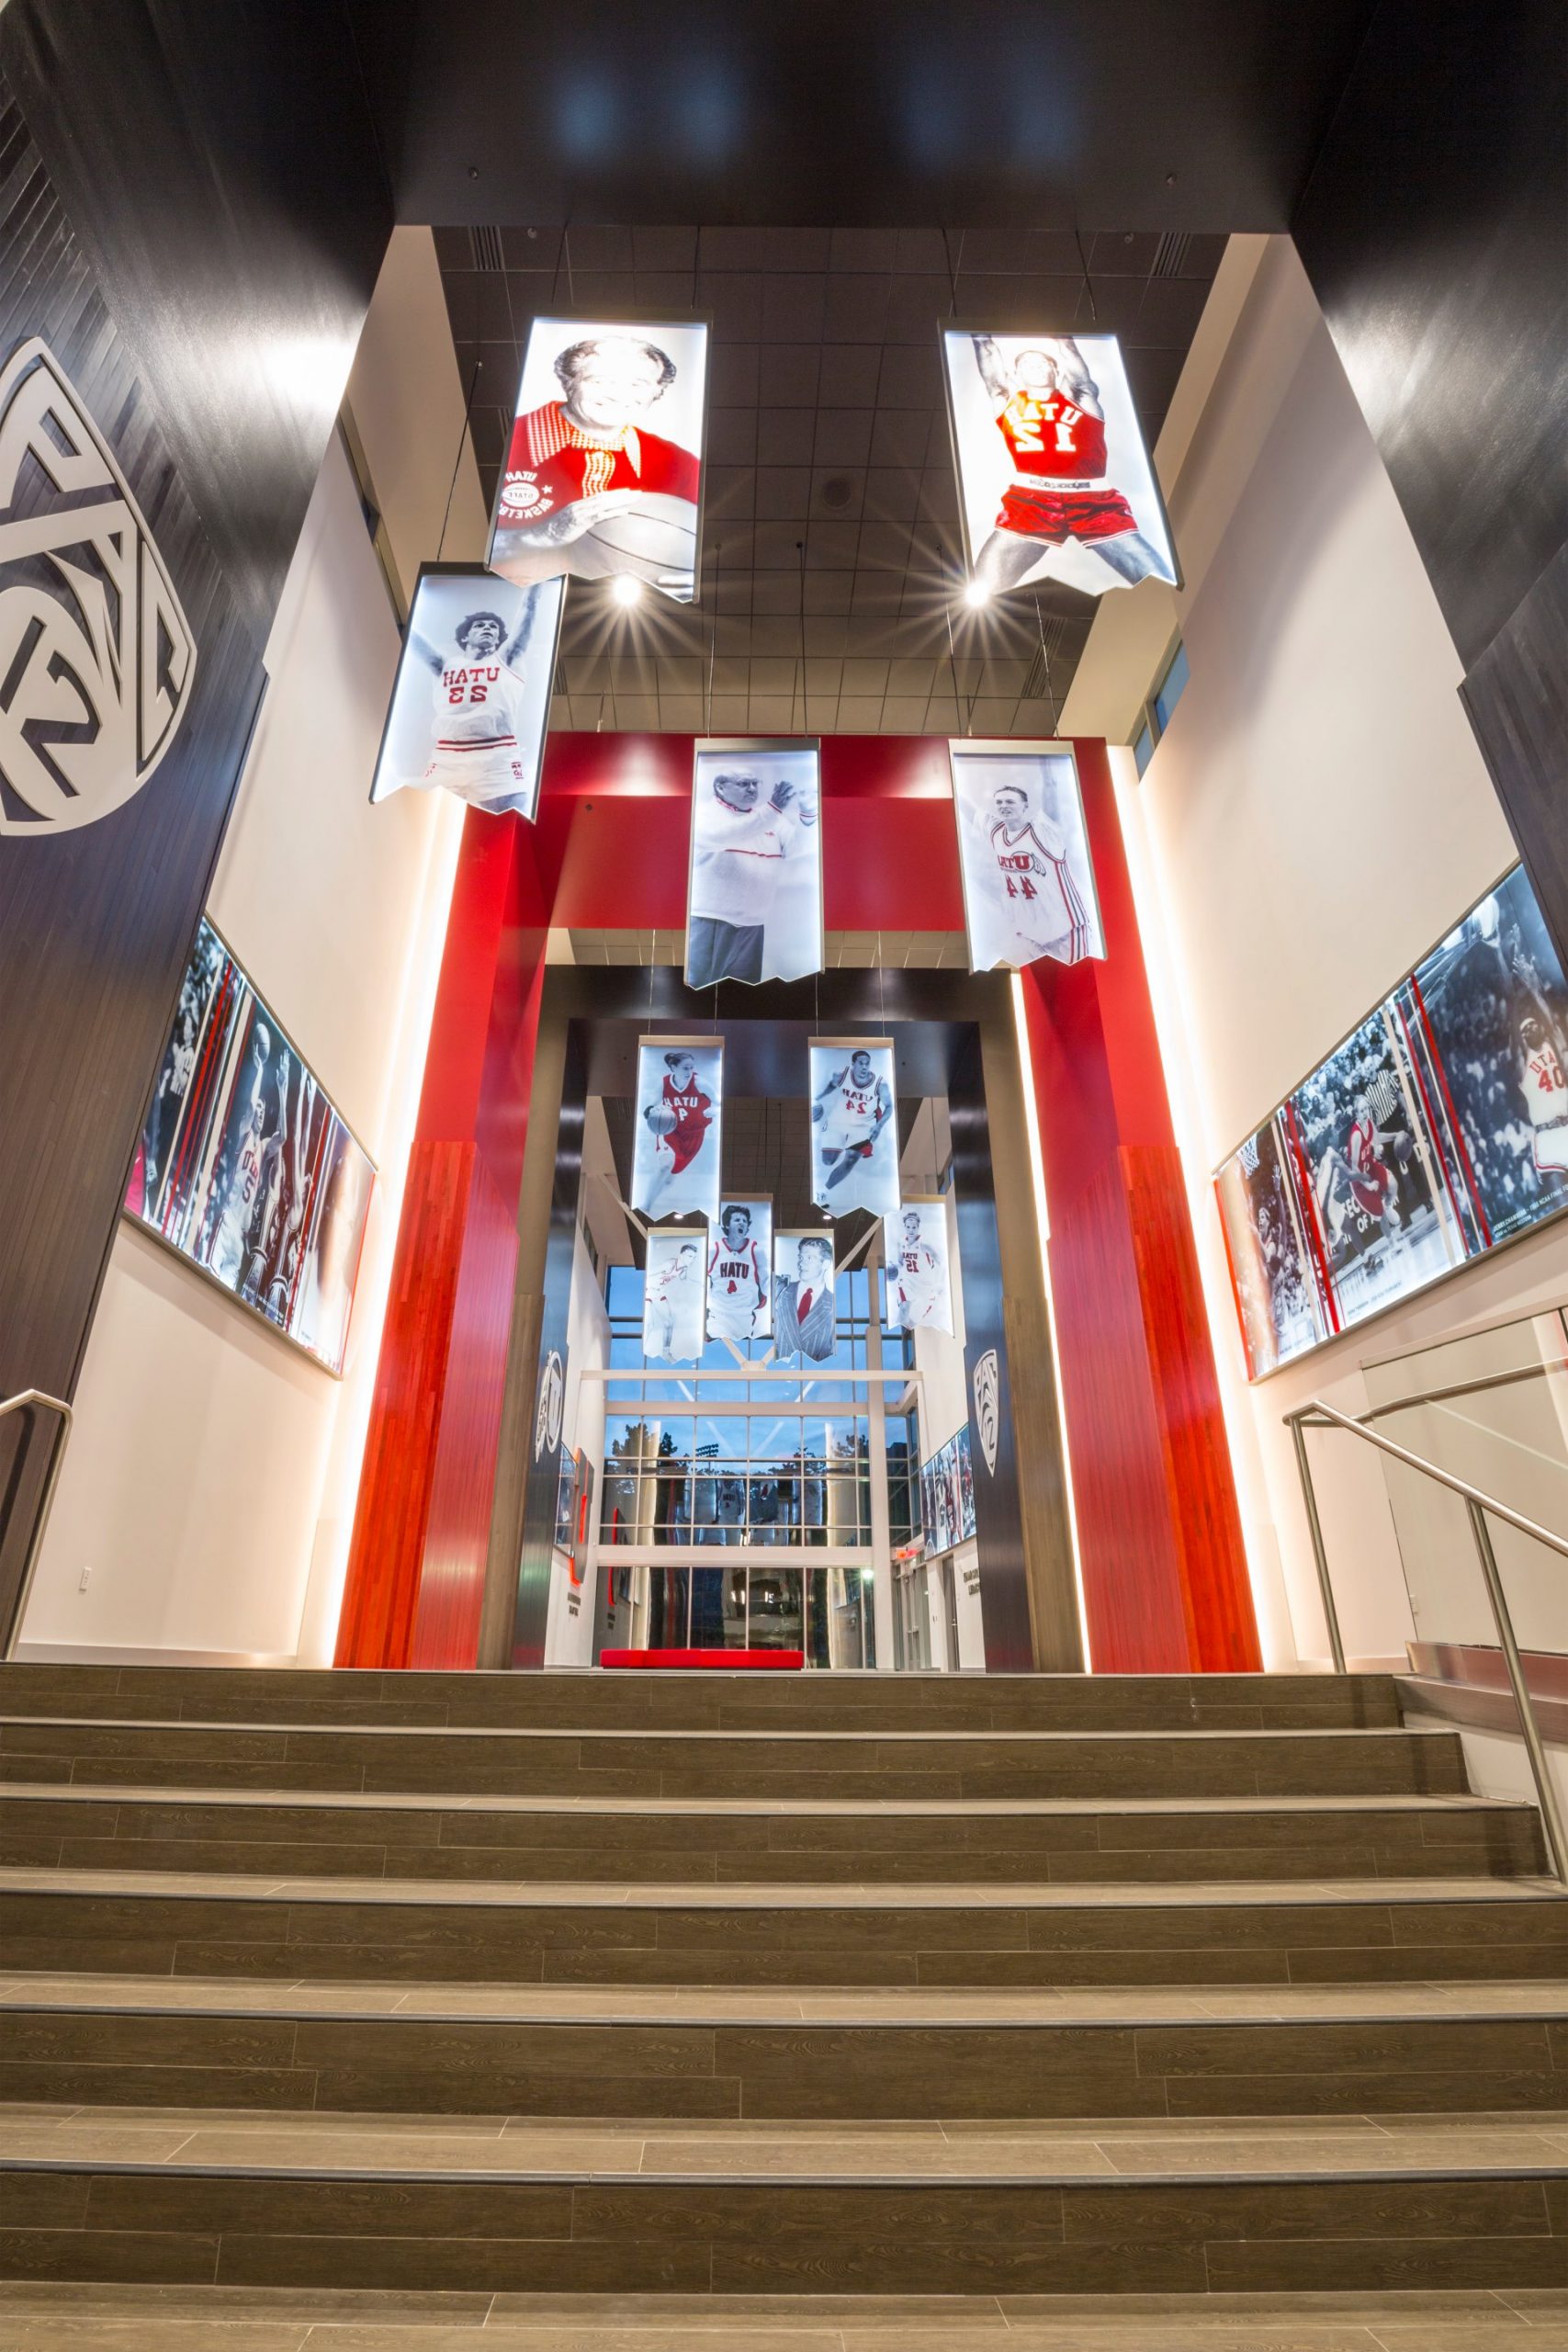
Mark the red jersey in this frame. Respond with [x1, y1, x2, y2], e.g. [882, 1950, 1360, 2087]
[496, 402, 700, 528]
[1347, 1115, 1393, 1213]
[995, 391, 1107, 481]
[661, 1075, 711, 1174]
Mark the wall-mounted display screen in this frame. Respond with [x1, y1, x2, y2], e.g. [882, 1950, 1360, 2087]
[921, 1426, 976, 1555]
[950, 741, 1104, 972]
[772, 1228, 837, 1364]
[124, 920, 375, 1374]
[707, 1195, 773, 1345]
[488, 316, 708, 605]
[884, 1198, 953, 1335]
[369, 566, 563, 820]
[1216, 865, 1568, 1377]
[642, 1229, 706, 1363]
[630, 1036, 723, 1224]
[942, 330, 1178, 599]
[686, 739, 822, 988]
[808, 1037, 898, 1221]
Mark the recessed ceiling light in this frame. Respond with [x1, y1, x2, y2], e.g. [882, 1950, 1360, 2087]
[962, 577, 990, 608]
[610, 574, 644, 608]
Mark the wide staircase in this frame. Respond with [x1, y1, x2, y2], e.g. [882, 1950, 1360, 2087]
[0, 1662, 1563, 2346]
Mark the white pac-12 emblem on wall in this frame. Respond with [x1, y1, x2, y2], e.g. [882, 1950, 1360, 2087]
[0, 338, 197, 833]
[535, 1350, 565, 1460]
[972, 1349, 1000, 1475]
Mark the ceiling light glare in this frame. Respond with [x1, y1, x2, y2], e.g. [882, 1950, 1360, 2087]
[962, 577, 991, 608]
[610, 573, 644, 608]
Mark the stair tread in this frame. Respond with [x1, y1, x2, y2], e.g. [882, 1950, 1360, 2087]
[3, 1970, 1562, 2024]
[0, 1713, 1446, 1741]
[4, 2103, 1563, 2182]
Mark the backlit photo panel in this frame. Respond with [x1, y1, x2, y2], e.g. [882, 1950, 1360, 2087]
[643, 1228, 707, 1363]
[808, 1038, 899, 1223]
[369, 566, 563, 821]
[630, 1036, 723, 1225]
[942, 329, 1179, 599]
[707, 1195, 773, 1345]
[489, 316, 709, 605]
[1214, 1118, 1328, 1379]
[883, 1197, 953, 1335]
[686, 740, 822, 988]
[773, 1228, 837, 1364]
[950, 741, 1104, 972]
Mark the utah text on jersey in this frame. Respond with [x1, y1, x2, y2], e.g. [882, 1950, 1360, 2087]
[0, 338, 197, 833]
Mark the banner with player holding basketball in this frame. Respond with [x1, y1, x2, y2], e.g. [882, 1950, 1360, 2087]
[949, 741, 1105, 973]
[630, 1036, 723, 1225]
[883, 1197, 953, 1336]
[808, 1038, 899, 1223]
[942, 330, 1178, 600]
[488, 317, 709, 605]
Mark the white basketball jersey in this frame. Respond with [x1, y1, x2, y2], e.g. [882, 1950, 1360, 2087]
[434, 660, 527, 750]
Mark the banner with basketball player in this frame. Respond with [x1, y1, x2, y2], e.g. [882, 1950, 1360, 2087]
[942, 330, 1179, 599]
[122, 919, 375, 1375]
[489, 317, 709, 605]
[686, 740, 822, 988]
[642, 1228, 706, 1363]
[630, 1036, 723, 1224]
[949, 741, 1104, 973]
[808, 1037, 899, 1222]
[368, 566, 564, 821]
[1215, 864, 1568, 1377]
[883, 1197, 953, 1336]
[707, 1195, 773, 1346]
[772, 1228, 837, 1364]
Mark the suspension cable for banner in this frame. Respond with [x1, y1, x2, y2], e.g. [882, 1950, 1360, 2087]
[1072, 222, 1098, 324]
[436, 356, 483, 560]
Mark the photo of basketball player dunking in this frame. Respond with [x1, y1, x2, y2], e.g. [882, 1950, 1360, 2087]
[707, 1198, 773, 1345]
[643, 1231, 706, 1363]
[883, 1200, 953, 1336]
[686, 742, 822, 989]
[629, 1038, 723, 1225]
[943, 331, 1178, 599]
[808, 1040, 899, 1223]
[950, 744, 1104, 974]
[369, 569, 563, 821]
[489, 320, 708, 604]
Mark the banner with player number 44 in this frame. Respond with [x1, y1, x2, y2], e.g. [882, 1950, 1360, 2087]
[949, 740, 1106, 974]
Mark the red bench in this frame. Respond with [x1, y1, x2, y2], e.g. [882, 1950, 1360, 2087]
[600, 1648, 804, 1670]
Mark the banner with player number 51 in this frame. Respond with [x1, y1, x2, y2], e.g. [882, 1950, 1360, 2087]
[949, 740, 1105, 975]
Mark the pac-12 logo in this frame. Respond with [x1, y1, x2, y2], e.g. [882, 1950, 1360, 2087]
[535, 1348, 565, 1460]
[972, 1349, 1000, 1475]
[0, 337, 197, 834]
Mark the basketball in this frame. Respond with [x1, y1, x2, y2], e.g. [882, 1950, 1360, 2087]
[646, 1102, 676, 1136]
[578, 493, 697, 590]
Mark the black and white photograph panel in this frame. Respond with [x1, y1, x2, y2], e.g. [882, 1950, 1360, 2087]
[1401, 865, 1568, 1248]
[942, 329, 1178, 599]
[686, 740, 822, 989]
[1213, 1115, 1328, 1378]
[706, 1195, 773, 1346]
[489, 317, 708, 604]
[772, 1228, 837, 1365]
[1286, 1011, 1460, 1332]
[883, 1197, 953, 1336]
[629, 1036, 723, 1225]
[642, 1229, 707, 1365]
[808, 1037, 899, 1223]
[951, 742, 1104, 972]
[368, 568, 563, 820]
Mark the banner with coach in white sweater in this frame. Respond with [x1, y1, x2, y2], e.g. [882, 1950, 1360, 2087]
[685, 740, 822, 989]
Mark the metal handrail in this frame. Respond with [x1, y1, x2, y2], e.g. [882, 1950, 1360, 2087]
[1285, 1394, 1567, 1883]
[0, 1389, 73, 1661]
[1356, 1356, 1568, 1425]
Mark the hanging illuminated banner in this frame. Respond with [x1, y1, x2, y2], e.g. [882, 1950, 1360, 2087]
[630, 1036, 723, 1224]
[942, 330, 1178, 599]
[808, 1037, 898, 1222]
[686, 739, 822, 989]
[883, 1197, 953, 1335]
[772, 1228, 836, 1364]
[368, 566, 564, 820]
[707, 1195, 773, 1345]
[950, 741, 1105, 972]
[643, 1228, 706, 1363]
[488, 316, 709, 605]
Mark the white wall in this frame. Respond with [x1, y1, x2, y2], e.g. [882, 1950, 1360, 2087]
[545, 1225, 611, 1668]
[21, 232, 480, 1665]
[1070, 235, 1562, 1671]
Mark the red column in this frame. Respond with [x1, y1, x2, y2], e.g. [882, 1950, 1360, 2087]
[336, 811, 547, 1668]
[1020, 741, 1259, 1673]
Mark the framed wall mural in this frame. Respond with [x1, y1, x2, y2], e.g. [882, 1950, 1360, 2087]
[884, 1198, 953, 1335]
[808, 1038, 898, 1222]
[707, 1196, 773, 1346]
[685, 739, 822, 988]
[920, 1426, 976, 1555]
[949, 741, 1104, 972]
[488, 317, 709, 604]
[629, 1036, 723, 1224]
[1216, 865, 1568, 1377]
[123, 920, 375, 1374]
[942, 330, 1178, 599]
[369, 565, 564, 820]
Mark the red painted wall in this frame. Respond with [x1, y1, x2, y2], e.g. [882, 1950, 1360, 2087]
[340, 730, 1258, 1674]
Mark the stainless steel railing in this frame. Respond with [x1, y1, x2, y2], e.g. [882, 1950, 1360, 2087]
[0, 1389, 73, 1661]
[1285, 1392, 1567, 1883]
